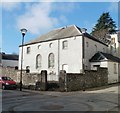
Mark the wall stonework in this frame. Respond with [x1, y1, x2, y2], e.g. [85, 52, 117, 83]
[1, 66, 108, 91]
[59, 68, 108, 91]
[1, 66, 18, 81]
[1, 66, 47, 90]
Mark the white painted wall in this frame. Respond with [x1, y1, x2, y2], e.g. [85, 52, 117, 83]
[90, 61, 107, 68]
[109, 34, 120, 58]
[107, 62, 118, 83]
[2, 60, 18, 67]
[84, 37, 107, 70]
[90, 61, 119, 84]
[19, 40, 59, 81]
[59, 36, 83, 73]
[19, 36, 83, 81]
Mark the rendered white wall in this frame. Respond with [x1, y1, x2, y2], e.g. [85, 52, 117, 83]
[59, 36, 83, 73]
[107, 62, 118, 83]
[19, 40, 59, 81]
[84, 37, 107, 70]
[19, 36, 83, 81]
[91, 61, 119, 83]
[109, 34, 120, 58]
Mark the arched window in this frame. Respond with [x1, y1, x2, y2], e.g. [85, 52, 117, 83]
[36, 54, 42, 69]
[48, 53, 55, 68]
[114, 63, 117, 74]
[49, 43, 53, 48]
[38, 45, 41, 49]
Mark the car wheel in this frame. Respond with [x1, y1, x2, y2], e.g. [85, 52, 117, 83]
[2, 85, 6, 90]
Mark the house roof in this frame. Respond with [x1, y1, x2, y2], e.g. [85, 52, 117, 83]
[20, 25, 108, 47]
[83, 32, 107, 46]
[1, 53, 19, 60]
[22, 25, 81, 46]
[89, 52, 120, 63]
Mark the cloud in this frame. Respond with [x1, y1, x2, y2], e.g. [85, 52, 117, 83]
[108, 2, 118, 13]
[16, 2, 77, 35]
[2, 2, 22, 11]
[17, 2, 60, 34]
[59, 15, 67, 23]
[2, 0, 34, 2]
[2, 2, 77, 35]
[1, 0, 120, 2]
[2, 0, 38, 11]
[53, 2, 78, 13]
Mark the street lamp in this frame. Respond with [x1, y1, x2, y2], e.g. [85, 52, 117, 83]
[20, 28, 27, 91]
[81, 28, 87, 91]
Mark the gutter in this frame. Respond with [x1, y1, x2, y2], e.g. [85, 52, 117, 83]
[19, 35, 82, 47]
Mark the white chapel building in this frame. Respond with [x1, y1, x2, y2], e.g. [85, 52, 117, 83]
[19, 25, 120, 82]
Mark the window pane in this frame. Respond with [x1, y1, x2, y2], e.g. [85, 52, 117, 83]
[48, 53, 54, 68]
[63, 41, 68, 49]
[27, 47, 30, 54]
[114, 63, 117, 74]
[36, 54, 42, 69]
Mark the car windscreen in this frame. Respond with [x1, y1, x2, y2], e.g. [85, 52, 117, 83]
[2, 77, 12, 80]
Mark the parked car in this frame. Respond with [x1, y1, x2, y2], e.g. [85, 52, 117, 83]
[0, 76, 17, 89]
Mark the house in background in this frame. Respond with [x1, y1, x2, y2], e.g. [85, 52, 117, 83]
[19, 25, 120, 83]
[90, 52, 120, 83]
[108, 30, 120, 58]
[1, 52, 19, 68]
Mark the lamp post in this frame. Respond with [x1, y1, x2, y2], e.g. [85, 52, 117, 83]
[81, 28, 87, 91]
[20, 28, 27, 91]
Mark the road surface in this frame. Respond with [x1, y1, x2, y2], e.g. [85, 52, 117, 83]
[1, 84, 119, 112]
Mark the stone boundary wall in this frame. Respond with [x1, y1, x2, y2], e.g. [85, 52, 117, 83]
[1, 66, 38, 84]
[59, 67, 108, 91]
[1, 66, 108, 91]
[1, 66, 47, 90]
[1, 66, 18, 81]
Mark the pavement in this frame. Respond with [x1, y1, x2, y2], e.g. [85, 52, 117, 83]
[2, 83, 119, 112]
[20, 83, 119, 96]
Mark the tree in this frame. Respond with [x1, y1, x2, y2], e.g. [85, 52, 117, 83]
[91, 12, 116, 42]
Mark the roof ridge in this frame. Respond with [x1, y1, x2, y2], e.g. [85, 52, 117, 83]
[23, 24, 80, 46]
[74, 25, 82, 34]
[51, 24, 76, 31]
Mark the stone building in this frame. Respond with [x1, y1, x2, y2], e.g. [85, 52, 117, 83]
[19, 25, 120, 83]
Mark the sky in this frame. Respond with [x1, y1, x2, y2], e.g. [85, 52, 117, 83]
[1, 1, 119, 54]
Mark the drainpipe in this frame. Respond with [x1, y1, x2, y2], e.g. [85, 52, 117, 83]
[82, 33, 85, 91]
[58, 39, 60, 80]
[82, 34, 85, 72]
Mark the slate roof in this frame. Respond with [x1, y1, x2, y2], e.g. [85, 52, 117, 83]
[89, 52, 120, 63]
[23, 25, 81, 46]
[1, 53, 19, 60]
[83, 33, 108, 46]
[21, 25, 107, 46]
